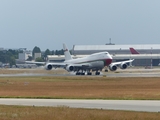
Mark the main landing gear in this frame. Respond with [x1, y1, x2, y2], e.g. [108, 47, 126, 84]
[75, 71, 100, 75]
[95, 71, 100, 75]
[76, 72, 85, 75]
[87, 72, 92, 75]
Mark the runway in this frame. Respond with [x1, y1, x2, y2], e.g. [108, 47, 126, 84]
[0, 72, 160, 77]
[0, 99, 160, 112]
[1, 67, 160, 77]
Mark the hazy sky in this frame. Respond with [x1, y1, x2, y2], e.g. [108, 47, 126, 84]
[0, 0, 160, 51]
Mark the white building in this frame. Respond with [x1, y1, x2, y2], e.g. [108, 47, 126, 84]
[72, 44, 160, 55]
[34, 53, 41, 60]
[18, 51, 32, 60]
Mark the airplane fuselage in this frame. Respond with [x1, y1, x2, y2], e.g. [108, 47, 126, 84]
[64, 52, 112, 70]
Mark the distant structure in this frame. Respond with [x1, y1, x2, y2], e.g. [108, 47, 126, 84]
[72, 44, 160, 55]
[34, 53, 41, 60]
[105, 38, 115, 45]
[18, 50, 32, 61]
[19, 48, 27, 51]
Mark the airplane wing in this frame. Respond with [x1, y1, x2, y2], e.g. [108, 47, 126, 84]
[24, 61, 83, 67]
[25, 61, 67, 67]
[46, 62, 67, 67]
[45, 62, 90, 70]
[25, 60, 68, 70]
[111, 59, 134, 66]
[25, 61, 46, 65]
[109, 59, 134, 71]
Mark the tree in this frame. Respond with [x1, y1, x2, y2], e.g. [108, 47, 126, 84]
[32, 46, 41, 58]
[35, 57, 44, 62]
[44, 49, 51, 58]
[55, 50, 59, 55]
[51, 50, 55, 55]
[55, 49, 64, 55]
[60, 49, 64, 55]
[0, 49, 19, 66]
[9, 56, 16, 66]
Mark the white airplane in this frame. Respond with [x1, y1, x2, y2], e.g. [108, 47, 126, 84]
[26, 44, 134, 75]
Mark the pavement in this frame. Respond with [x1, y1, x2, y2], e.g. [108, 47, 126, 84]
[0, 99, 160, 112]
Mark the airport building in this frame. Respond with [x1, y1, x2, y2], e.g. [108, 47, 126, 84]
[48, 44, 160, 67]
[18, 51, 32, 61]
[72, 44, 160, 55]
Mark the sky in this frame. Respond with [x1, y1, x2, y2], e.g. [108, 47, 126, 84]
[0, 0, 160, 51]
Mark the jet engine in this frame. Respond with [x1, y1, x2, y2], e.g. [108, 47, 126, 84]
[120, 63, 128, 69]
[66, 65, 74, 72]
[109, 64, 117, 71]
[45, 64, 53, 70]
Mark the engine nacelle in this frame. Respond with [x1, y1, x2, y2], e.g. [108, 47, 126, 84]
[109, 64, 117, 71]
[120, 63, 128, 69]
[45, 64, 53, 70]
[66, 65, 74, 72]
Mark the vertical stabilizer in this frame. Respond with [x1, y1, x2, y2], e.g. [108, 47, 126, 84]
[129, 47, 140, 54]
[63, 44, 72, 60]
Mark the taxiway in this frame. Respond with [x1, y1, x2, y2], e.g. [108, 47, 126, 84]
[0, 99, 160, 112]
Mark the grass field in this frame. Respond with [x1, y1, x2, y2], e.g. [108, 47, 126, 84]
[0, 105, 160, 120]
[0, 69, 160, 119]
[0, 76, 160, 100]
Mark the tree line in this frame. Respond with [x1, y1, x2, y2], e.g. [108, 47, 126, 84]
[32, 46, 65, 62]
[0, 46, 68, 67]
[0, 49, 19, 67]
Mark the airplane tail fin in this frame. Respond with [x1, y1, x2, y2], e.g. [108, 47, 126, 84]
[63, 44, 72, 60]
[129, 47, 140, 54]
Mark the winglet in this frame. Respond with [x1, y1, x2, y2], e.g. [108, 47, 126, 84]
[63, 44, 72, 60]
[129, 48, 140, 54]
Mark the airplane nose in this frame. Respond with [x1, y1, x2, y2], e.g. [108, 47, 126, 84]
[105, 53, 112, 66]
[105, 58, 112, 66]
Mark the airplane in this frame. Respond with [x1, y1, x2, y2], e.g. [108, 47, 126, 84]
[25, 44, 134, 75]
[129, 47, 160, 67]
[129, 47, 140, 54]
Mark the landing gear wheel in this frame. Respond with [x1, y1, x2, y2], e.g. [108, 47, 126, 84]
[76, 72, 80, 75]
[95, 72, 100, 75]
[81, 73, 85, 75]
[87, 72, 92, 75]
